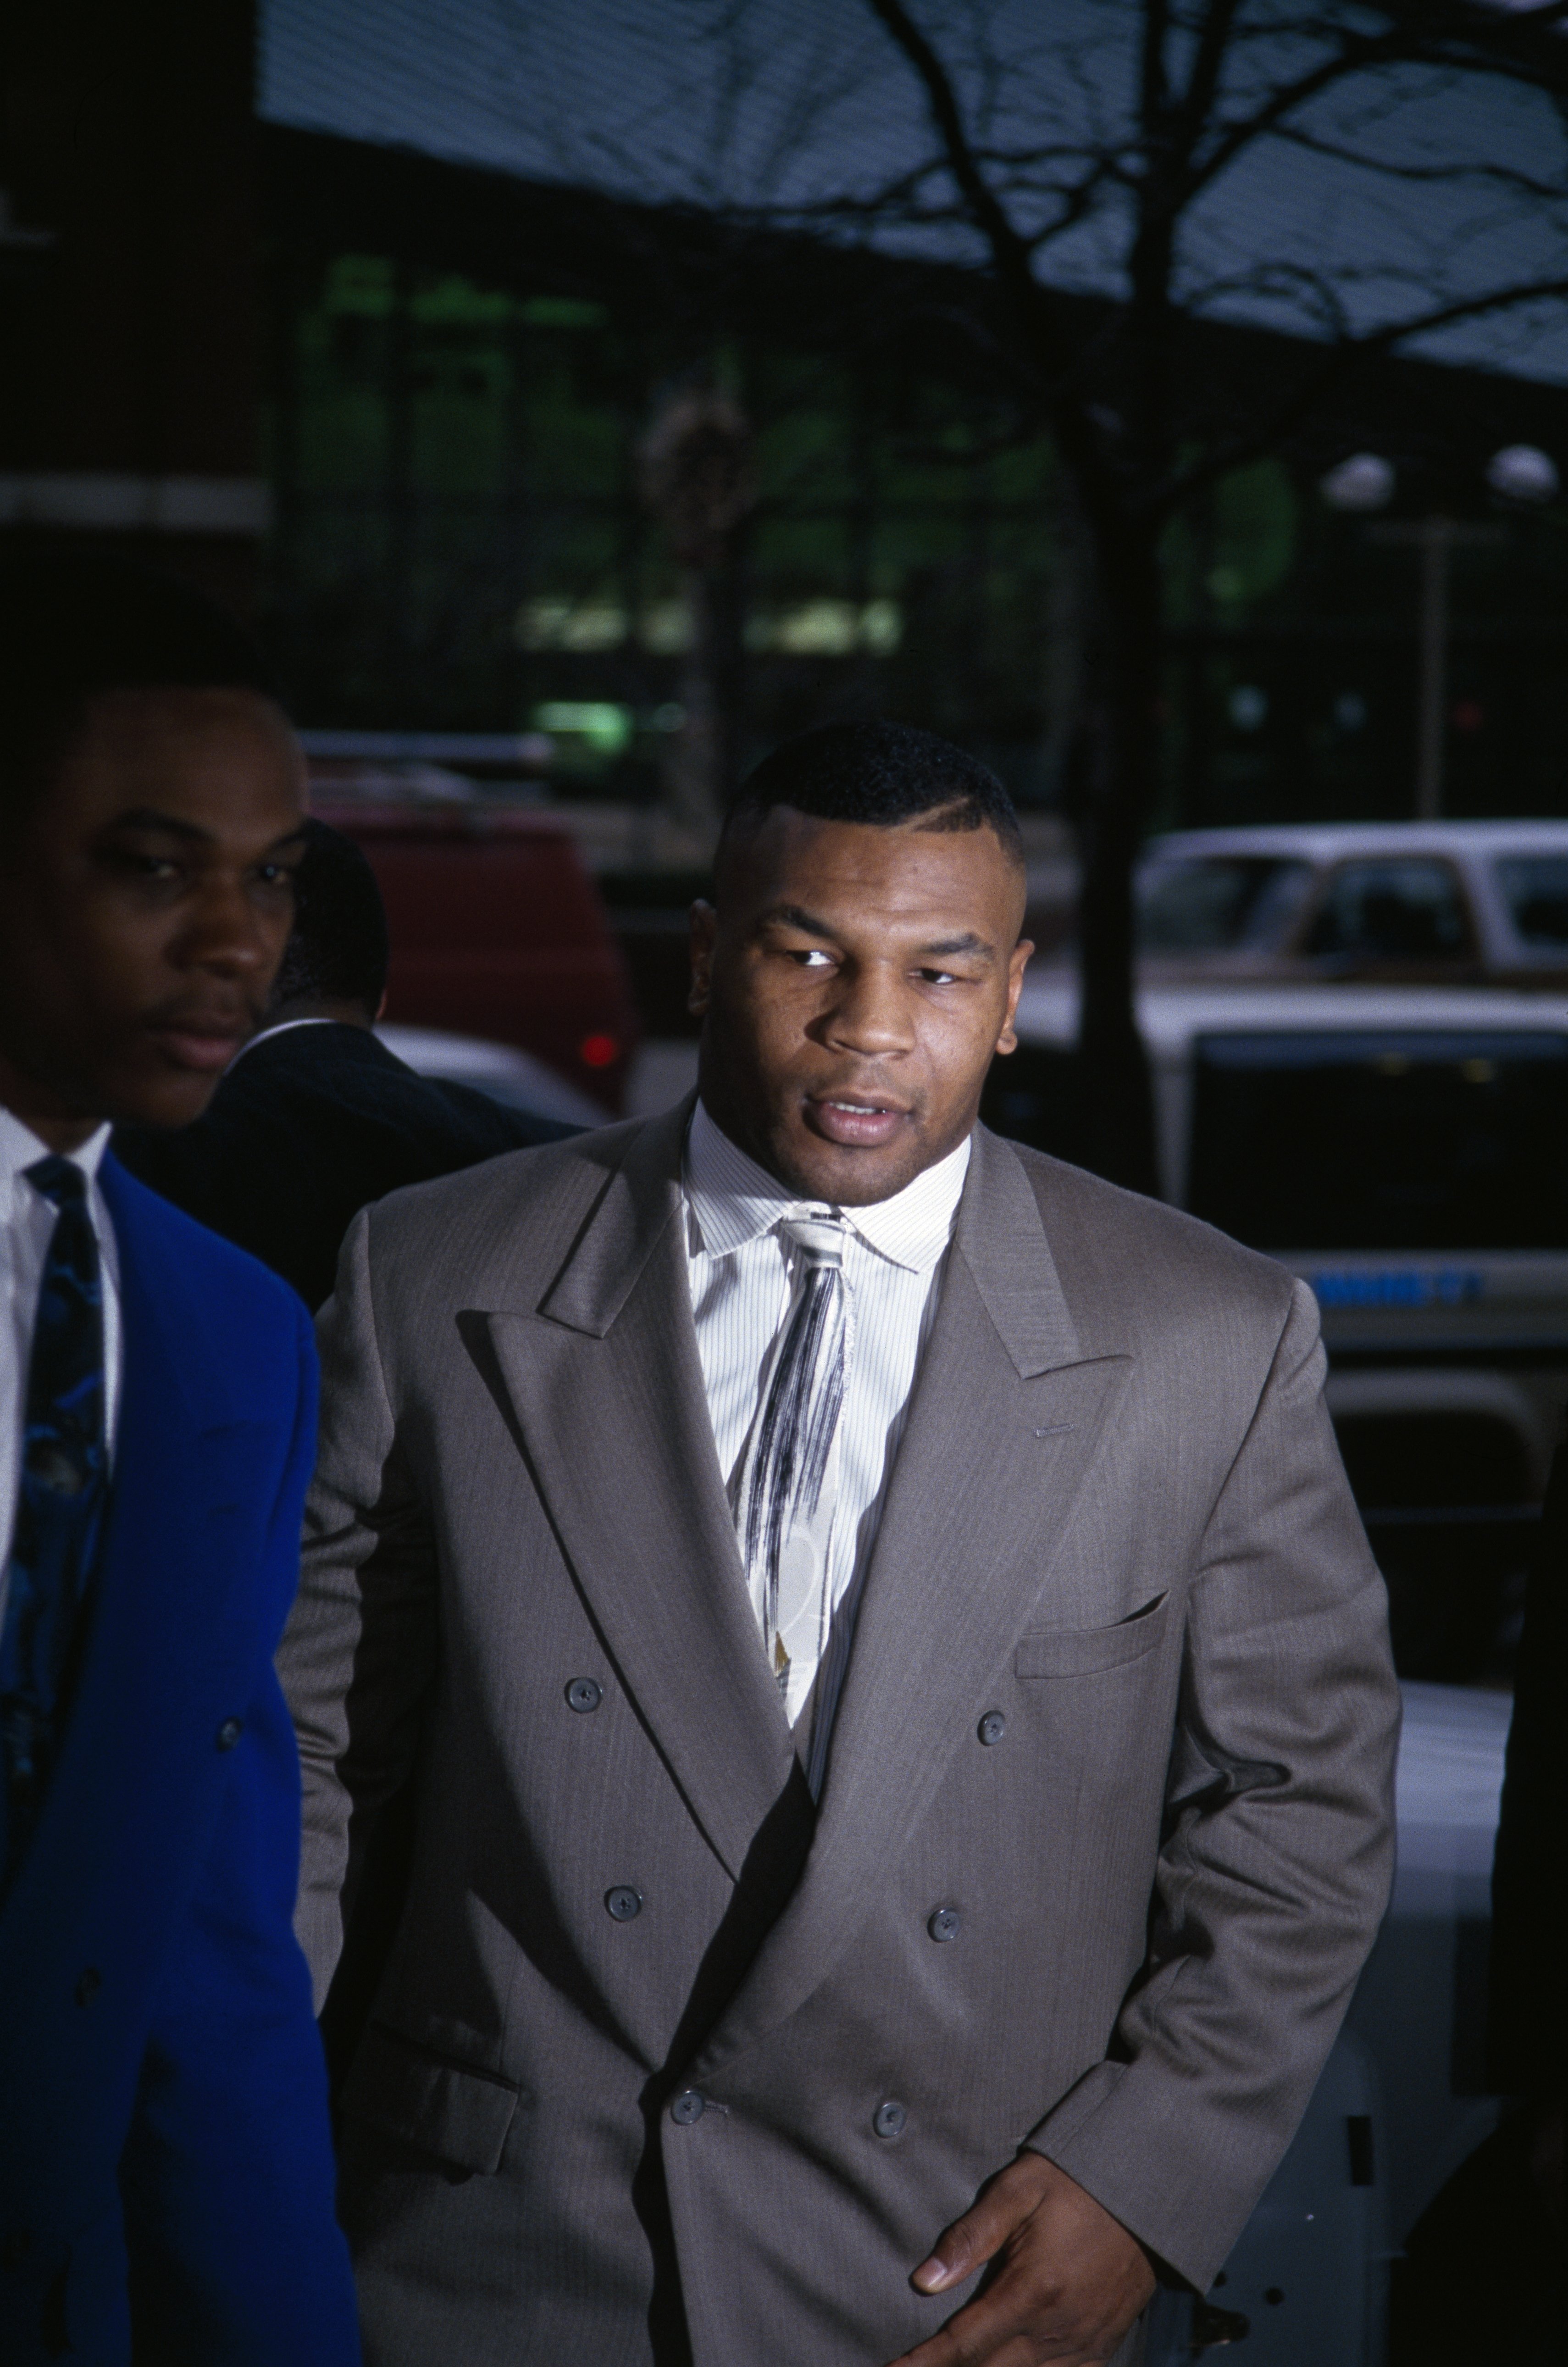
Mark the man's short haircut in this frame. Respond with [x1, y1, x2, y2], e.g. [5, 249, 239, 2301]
[270, 820, 390, 1020]
[0, 548, 281, 817]
[720, 720, 1025, 873]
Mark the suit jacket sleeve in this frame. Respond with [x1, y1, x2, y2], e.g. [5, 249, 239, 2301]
[1026, 1278, 1400, 2289]
[1488, 1430, 1566, 2097]
[278, 1205, 441, 2009]
[117, 1296, 361, 2365]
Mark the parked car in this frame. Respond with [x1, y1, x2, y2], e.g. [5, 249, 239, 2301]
[1127, 821, 1568, 986]
[313, 777, 641, 1113]
[378, 1023, 609, 1130]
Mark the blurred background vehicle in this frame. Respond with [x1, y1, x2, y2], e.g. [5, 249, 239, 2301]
[378, 1022, 610, 1130]
[1128, 821, 1568, 986]
[1144, 1679, 1512, 2367]
[310, 754, 641, 1115]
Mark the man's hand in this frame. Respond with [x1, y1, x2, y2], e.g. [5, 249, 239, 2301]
[888, 2151, 1157, 2367]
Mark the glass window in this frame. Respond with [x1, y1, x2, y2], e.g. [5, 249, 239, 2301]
[1187, 1030, 1568, 1249]
[1137, 857, 1314, 954]
[1495, 856, 1568, 951]
[1304, 860, 1471, 962]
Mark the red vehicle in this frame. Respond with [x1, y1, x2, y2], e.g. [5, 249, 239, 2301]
[312, 789, 640, 1114]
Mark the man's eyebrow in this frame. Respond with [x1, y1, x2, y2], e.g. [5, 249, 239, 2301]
[920, 931, 993, 959]
[103, 809, 310, 855]
[759, 901, 841, 937]
[104, 807, 216, 845]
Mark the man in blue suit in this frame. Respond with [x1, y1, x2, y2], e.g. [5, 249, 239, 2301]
[0, 556, 360, 2364]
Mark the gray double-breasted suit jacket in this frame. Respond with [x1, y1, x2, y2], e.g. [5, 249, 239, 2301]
[280, 1103, 1399, 2367]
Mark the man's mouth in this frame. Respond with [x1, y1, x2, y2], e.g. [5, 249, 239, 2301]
[145, 1015, 252, 1074]
[806, 1094, 912, 1149]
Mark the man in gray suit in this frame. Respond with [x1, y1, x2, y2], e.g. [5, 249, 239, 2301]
[283, 721, 1398, 2367]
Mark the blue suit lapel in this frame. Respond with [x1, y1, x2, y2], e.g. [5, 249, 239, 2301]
[0, 1161, 275, 1937]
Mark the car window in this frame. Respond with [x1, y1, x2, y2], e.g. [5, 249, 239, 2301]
[1304, 859, 1471, 962]
[1137, 857, 1314, 953]
[1495, 855, 1568, 951]
[1187, 1029, 1568, 1249]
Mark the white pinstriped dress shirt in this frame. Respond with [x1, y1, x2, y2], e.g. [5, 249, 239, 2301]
[682, 1100, 970, 1767]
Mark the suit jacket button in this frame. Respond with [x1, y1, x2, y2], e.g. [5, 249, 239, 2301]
[75, 1967, 101, 2006]
[978, 1711, 1007, 1745]
[605, 1886, 643, 1921]
[670, 2089, 705, 2125]
[216, 1717, 244, 1750]
[927, 1906, 961, 1943]
[566, 1678, 603, 1713]
[873, 2100, 907, 2139]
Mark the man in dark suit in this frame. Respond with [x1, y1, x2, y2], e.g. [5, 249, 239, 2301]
[0, 556, 360, 2364]
[117, 820, 576, 1310]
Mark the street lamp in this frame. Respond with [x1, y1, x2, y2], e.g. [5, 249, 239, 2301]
[1485, 445, 1559, 503]
[1321, 447, 1557, 821]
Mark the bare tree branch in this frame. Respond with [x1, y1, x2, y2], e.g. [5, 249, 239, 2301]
[861, 0, 1120, 518]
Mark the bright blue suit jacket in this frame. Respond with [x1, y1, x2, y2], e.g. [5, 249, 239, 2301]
[0, 1158, 360, 2365]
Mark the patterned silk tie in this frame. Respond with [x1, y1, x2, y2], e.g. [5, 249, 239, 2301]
[732, 1214, 850, 1731]
[0, 1156, 108, 1884]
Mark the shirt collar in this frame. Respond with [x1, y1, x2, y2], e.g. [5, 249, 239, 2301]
[0, 1104, 111, 1190]
[224, 1015, 344, 1071]
[684, 1098, 970, 1276]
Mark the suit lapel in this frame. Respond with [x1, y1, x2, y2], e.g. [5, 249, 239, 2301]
[2, 1163, 264, 1934]
[481, 1104, 797, 1883]
[696, 1129, 1132, 2074]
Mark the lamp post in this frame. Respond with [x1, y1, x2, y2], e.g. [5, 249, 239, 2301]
[1321, 449, 1557, 822]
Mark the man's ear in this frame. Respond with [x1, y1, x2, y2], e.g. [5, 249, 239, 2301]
[995, 937, 1034, 1055]
[688, 900, 718, 1018]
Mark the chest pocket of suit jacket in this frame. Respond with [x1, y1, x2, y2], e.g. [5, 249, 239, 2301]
[1014, 1591, 1169, 1678]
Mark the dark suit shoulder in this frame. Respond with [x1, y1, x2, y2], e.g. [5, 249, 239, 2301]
[115, 1024, 577, 1312]
[102, 1152, 310, 1335]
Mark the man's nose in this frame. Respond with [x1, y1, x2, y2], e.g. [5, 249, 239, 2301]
[820, 961, 915, 1056]
[176, 874, 275, 978]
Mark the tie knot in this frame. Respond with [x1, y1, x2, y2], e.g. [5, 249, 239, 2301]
[24, 1155, 89, 1212]
[781, 1212, 845, 1268]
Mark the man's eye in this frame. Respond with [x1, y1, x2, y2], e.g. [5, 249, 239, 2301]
[791, 948, 834, 968]
[255, 862, 298, 888]
[918, 967, 959, 986]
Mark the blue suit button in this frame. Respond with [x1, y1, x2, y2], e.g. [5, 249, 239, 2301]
[670, 2089, 705, 2125]
[605, 1886, 643, 1921]
[566, 1678, 603, 1713]
[978, 1711, 1007, 1745]
[927, 1906, 961, 1943]
[873, 2100, 906, 2139]
[216, 1717, 244, 1750]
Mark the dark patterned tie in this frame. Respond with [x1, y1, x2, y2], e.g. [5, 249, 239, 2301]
[0, 1155, 108, 1884]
